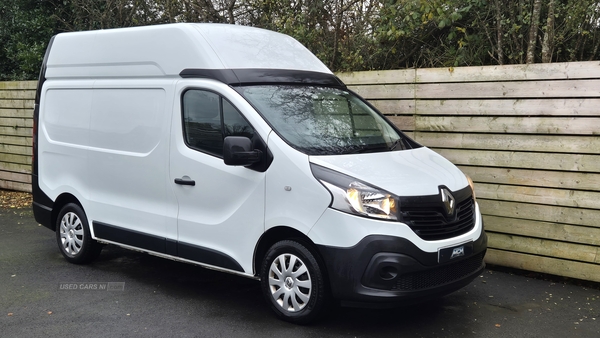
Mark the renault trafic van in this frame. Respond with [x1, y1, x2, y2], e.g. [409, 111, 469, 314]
[33, 23, 487, 323]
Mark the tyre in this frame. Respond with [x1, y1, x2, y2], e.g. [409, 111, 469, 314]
[260, 240, 328, 324]
[55, 203, 102, 264]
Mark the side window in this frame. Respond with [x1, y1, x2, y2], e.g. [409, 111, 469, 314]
[182, 89, 254, 157]
[223, 99, 254, 139]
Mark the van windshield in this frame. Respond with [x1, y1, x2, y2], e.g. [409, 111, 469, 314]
[237, 85, 408, 155]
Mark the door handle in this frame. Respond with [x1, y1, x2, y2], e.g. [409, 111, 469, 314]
[174, 177, 195, 186]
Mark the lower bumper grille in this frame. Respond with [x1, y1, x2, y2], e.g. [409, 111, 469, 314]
[392, 252, 485, 291]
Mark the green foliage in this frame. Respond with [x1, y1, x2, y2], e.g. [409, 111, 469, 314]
[1, 0, 599, 79]
[0, 0, 57, 80]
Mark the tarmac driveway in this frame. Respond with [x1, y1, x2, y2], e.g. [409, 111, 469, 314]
[1, 207, 598, 337]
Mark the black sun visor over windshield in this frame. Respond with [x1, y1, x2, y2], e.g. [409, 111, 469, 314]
[179, 68, 346, 88]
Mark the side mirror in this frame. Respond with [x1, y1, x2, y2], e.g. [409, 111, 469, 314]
[223, 136, 262, 166]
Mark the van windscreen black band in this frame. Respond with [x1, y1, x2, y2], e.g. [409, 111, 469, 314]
[179, 68, 346, 88]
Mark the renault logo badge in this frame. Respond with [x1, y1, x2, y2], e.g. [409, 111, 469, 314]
[441, 188, 455, 215]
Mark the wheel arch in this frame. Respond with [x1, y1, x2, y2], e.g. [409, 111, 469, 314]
[253, 226, 323, 277]
[51, 193, 83, 231]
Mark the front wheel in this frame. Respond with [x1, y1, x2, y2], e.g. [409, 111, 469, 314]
[55, 203, 102, 264]
[260, 240, 328, 324]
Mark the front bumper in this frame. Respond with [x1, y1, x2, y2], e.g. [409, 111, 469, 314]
[316, 228, 487, 307]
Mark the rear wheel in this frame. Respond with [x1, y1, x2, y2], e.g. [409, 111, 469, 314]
[260, 240, 328, 324]
[55, 203, 102, 264]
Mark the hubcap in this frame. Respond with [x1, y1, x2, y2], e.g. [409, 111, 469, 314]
[268, 253, 312, 312]
[284, 276, 295, 289]
[59, 212, 84, 256]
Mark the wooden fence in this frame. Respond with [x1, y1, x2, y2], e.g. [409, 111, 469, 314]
[338, 61, 600, 283]
[1, 61, 599, 282]
[0, 81, 35, 192]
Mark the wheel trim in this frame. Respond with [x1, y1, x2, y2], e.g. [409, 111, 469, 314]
[59, 212, 84, 256]
[268, 253, 312, 312]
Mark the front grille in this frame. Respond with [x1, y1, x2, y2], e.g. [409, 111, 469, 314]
[399, 186, 476, 241]
[392, 252, 485, 291]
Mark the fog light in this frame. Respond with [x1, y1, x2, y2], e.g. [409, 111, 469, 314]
[379, 266, 398, 280]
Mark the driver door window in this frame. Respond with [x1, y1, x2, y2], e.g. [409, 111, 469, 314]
[182, 89, 254, 157]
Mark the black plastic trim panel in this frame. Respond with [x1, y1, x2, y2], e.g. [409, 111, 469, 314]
[178, 242, 243, 272]
[93, 221, 244, 272]
[316, 228, 487, 306]
[94, 221, 165, 253]
[180, 68, 346, 88]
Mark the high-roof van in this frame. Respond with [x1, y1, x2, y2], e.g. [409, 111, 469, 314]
[33, 23, 487, 323]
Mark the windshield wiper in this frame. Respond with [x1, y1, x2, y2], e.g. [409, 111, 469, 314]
[345, 144, 389, 154]
[389, 139, 405, 151]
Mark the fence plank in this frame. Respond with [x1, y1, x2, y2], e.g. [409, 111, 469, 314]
[0, 162, 31, 173]
[0, 126, 32, 137]
[370, 100, 415, 115]
[417, 116, 600, 135]
[476, 183, 600, 209]
[483, 215, 600, 246]
[338, 69, 416, 85]
[0, 135, 32, 147]
[478, 199, 600, 228]
[415, 98, 600, 116]
[0, 81, 37, 90]
[488, 232, 599, 264]
[459, 166, 600, 192]
[415, 132, 600, 154]
[0, 90, 36, 100]
[387, 116, 415, 131]
[0, 144, 31, 156]
[0, 180, 31, 192]
[485, 249, 600, 283]
[347, 84, 415, 99]
[340, 62, 600, 84]
[0, 99, 34, 109]
[0, 153, 31, 165]
[0, 170, 31, 183]
[0, 117, 33, 128]
[0, 108, 34, 118]
[416, 61, 600, 83]
[436, 149, 600, 173]
[416, 80, 600, 99]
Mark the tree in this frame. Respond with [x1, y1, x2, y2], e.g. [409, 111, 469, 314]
[526, 0, 543, 63]
[541, 0, 555, 63]
[1, 0, 600, 80]
[0, 0, 57, 80]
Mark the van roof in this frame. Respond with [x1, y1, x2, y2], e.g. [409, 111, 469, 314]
[45, 23, 332, 79]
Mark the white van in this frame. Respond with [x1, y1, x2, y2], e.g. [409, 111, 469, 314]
[32, 23, 487, 323]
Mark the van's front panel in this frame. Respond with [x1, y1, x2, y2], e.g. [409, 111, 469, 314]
[304, 152, 486, 305]
[263, 134, 332, 235]
[238, 83, 486, 305]
[308, 202, 486, 305]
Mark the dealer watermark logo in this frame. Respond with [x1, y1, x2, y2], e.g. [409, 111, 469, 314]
[450, 246, 465, 259]
[440, 188, 456, 215]
[58, 282, 125, 291]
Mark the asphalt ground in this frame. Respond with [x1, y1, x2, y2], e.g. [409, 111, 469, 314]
[1, 206, 599, 337]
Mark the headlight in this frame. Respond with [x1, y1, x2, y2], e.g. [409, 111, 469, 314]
[465, 174, 476, 200]
[311, 163, 398, 220]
